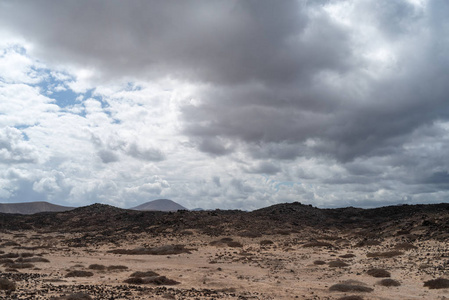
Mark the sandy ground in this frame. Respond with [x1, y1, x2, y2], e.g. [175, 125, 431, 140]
[1, 229, 449, 299]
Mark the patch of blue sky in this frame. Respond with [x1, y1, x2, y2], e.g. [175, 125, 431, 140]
[261, 176, 301, 193]
[12, 126, 31, 141]
[7, 44, 26, 55]
[88, 89, 121, 124]
[274, 181, 299, 192]
[124, 81, 143, 92]
[34, 70, 80, 108]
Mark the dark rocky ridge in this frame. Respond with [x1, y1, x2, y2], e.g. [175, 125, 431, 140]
[0, 202, 448, 240]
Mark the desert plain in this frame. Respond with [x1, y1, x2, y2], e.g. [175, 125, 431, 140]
[1, 202, 449, 299]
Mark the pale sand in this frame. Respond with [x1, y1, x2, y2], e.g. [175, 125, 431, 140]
[1, 230, 449, 299]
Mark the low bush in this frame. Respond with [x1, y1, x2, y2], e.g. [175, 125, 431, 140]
[337, 296, 363, 300]
[328, 260, 349, 268]
[124, 275, 179, 285]
[0, 253, 19, 259]
[339, 254, 356, 258]
[0, 277, 16, 292]
[5, 262, 34, 269]
[394, 243, 417, 250]
[329, 284, 373, 293]
[65, 270, 94, 278]
[367, 251, 403, 258]
[17, 257, 50, 263]
[107, 265, 128, 271]
[227, 241, 243, 248]
[57, 292, 92, 300]
[424, 278, 449, 289]
[378, 279, 400, 287]
[303, 241, 334, 248]
[130, 271, 159, 277]
[88, 264, 106, 271]
[109, 244, 192, 255]
[367, 269, 391, 278]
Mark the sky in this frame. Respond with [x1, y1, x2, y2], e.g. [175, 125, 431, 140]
[1, 0, 449, 210]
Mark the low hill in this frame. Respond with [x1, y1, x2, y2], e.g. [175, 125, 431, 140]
[0, 201, 74, 215]
[130, 199, 186, 212]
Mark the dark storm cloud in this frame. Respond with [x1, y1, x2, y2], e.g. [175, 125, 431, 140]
[181, 0, 449, 164]
[196, 137, 234, 157]
[125, 142, 165, 162]
[97, 150, 119, 164]
[0, 0, 329, 84]
[244, 161, 281, 175]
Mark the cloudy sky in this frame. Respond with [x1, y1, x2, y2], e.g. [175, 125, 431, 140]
[1, 0, 448, 210]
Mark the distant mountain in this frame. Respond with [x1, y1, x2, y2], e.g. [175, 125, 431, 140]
[0, 201, 74, 215]
[192, 208, 204, 211]
[130, 199, 186, 212]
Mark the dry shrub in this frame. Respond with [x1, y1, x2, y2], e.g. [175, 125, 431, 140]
[220, 237, 233, 242]
[211, 239, 242, 248]
[130, 271, 159, 277]
[124, 277, 144, 284]
[88, 264, 106, 271]
[339, 254, 356, 258]
[355, 240, 381, 247]
[145, 276, 180, 285]
[5, 262, 34, 269]
[65, 270, 94, 278]
[0, 277, 16, 292]
[367, 251, 403, 258]
[17, 257, 50, 263]
[107, 265, 128, 271]
[313, 260, 326, 265]
[396, 230, 410, 235]
[303, 241, 334, 248]
[394, 243, 417, 250]
[423, 278, 449, 289]
[209, 241, 224, 246]
[0, 241, 19, 247]
[275, 229, 291, 235]
[338, 296, 363, 300]
[227, 241, 243, 248]
[328, 260, 349, 268]
[57, 292, 92, 300]
[109, 244, 192, 255]
[20, 252, 34, 258]
[367, 269, 391, 278]
[260, 240, 274, 246]
[5, 268, 18, 272]
[378, 279, 400, 287]
[317, 235, 339, 240]
[125, 276, 179, 285]
[0, 258, 14, 264]
[0, 253, 19, 259]
[329, 284, 373, 293]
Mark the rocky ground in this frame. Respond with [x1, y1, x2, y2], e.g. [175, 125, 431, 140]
[1, 202, 449, 299]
